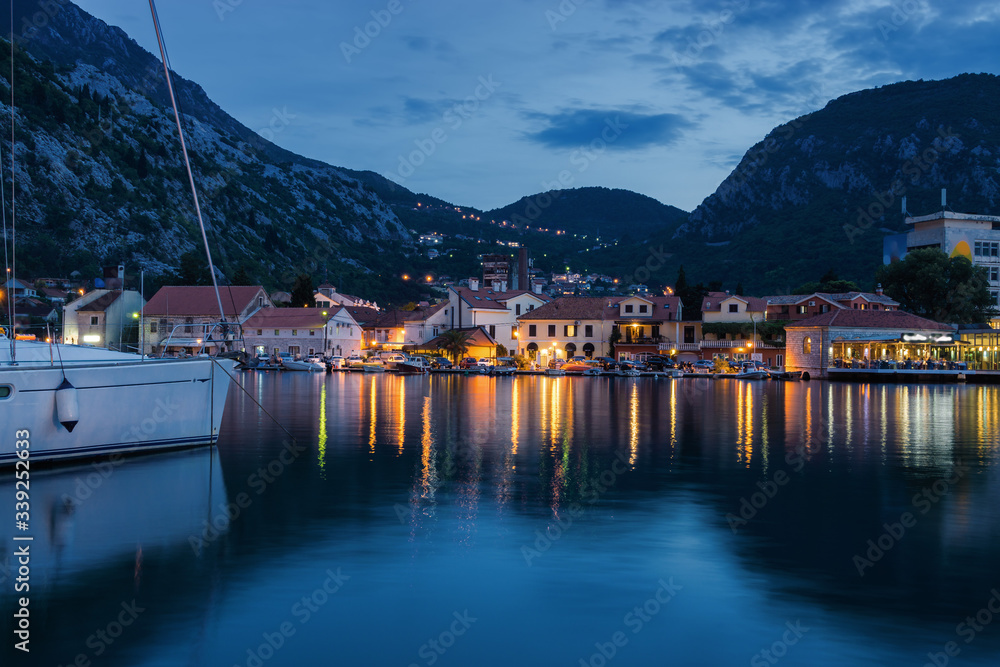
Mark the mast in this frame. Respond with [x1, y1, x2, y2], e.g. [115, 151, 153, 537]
[148, 0, 226, 323]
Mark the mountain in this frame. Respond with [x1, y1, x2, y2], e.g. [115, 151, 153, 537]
[0, 0, 408, 296]
[668, 73, 1000, 293]
[486, 187, 688, 241]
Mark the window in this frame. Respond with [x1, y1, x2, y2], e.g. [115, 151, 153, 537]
[489, 325, 496, 338]
[529, 324, 537, 337]
[432, 327, 439, 337]
[728, 304, 738, 313]
[564, 325, 576, 337]
[991, 267, 1000, 283]
[808, 301, 815, 307]
[684, 326, 695, 344]
[780, 305, 789, 314]
[803, 336, 812, 354]
[0, 386, 10, 399]
[528, 304, 534, 311]
[258, 296, 264, 307]
[274, 329, 280, 336]
[585, 325, 593, 337]
[257, 329, 263, 336]
[640, 304, 648, 313]
[872, 304, 880, 310]
[292, 330, 297, 336]
[796, 305, 807, 314]
[548, 324, 556, 337]
[776, 353, 783, 367]
[309, 330, 316, 336]
[90, 316, 98, 325]
[625, 304, 634, 313]
[150, 321, 158, 333]
[516, 304, 521, 315]
[511, 326, 518, 339]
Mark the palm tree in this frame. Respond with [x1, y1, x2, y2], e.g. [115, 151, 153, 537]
[438, 329, 473, 365]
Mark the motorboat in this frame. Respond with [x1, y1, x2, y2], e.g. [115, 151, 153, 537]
[396, 357, 430, 374]
[282, 357, 325, 372]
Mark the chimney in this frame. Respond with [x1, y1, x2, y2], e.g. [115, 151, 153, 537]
[533, 283, 542, 295]
[518, 247, 528, 291]
[118, 264, 125, 281]
[492, 280, 501, 292]
[500, 280, 507, 293]
[941, 188, 947, 209]
[876, 283, 883, 296]
[469, 278, 479, 291]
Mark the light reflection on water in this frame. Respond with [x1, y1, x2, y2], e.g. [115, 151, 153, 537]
[2, 373, 1000, 666]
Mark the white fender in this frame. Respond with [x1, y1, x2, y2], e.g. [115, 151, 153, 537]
[56, 378, 80, 433]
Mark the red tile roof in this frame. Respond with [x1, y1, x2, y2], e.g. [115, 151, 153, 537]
[244, 307, 331, 329]
[701, 292, 768, 312]
[785, 309, 952, 330]
[76, 291, 123, 312]
[144, 286, 266, 318]
[342, 306, 381, 325]
[453, 286, 551, 310]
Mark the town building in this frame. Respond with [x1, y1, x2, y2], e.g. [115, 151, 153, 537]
[313, 284, 379, 310]
[763, 291, 899, 321]
[63, 289, 147, 351]
[883, 208, 1000, 308]
[448, 279, 551, 352]
[243, 307, 362, 358]
[142, 285, 272, 355]
[515, 295, 683, 365]
[785, 310, 954, 378]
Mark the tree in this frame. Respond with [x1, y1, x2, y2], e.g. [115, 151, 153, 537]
[177, 250, 209, 286]
[290, 274, 315, 307]
[496, 343, 508, 357]
[230, 265, 253, 286]
[437, 329, 473, 364]
[875, 248, 995, 323]
[735, 281, 744, 296]
[609, 326, 622, 358]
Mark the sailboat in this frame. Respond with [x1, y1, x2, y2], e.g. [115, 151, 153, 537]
[0, 1, 234, 465]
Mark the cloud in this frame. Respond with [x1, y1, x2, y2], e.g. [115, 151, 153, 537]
[524, 108, 694, 149]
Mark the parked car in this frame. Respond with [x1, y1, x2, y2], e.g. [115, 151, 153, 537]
[345, 355, 366, 368]
[257, 353, 271, 364]
[430, 356, 453, 369]
[476, 358, 493, 367]
[459, 357, 479, 369]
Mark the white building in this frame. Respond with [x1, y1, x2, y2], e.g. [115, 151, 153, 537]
[63, 289, 147, 351]
[447, 279, 551, 352]
[243, 306, 362, 358]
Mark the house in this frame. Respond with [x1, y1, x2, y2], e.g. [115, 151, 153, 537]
[243, 307, 362, 358]
[402, 302, 449, 347]
[3, 278, 37, 298]
[12, 297, 60, 327]
[63, 289, 147, 351]
[785, 310, 954, 378]
[142, 285, 272, 355]
[40, 287, 69, 303]
[313, 284, 378, 310]
[447, 279, 551, 352]
[701, 292, 767, 323]
[764, 290, 899, 321]
[515, 295, 683, 365]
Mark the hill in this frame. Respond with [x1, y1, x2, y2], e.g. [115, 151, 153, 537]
[664, 73, 1000, 293]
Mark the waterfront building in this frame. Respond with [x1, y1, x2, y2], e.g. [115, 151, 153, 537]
[142, 285, 272, 355]
[243, 307, 361, 358]
[764, 290, 899, 321]
[515, 295, 683, 365]
[785, 310, 955, 378]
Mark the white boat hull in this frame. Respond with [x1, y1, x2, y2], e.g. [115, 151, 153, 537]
[0, 348, 234, 465]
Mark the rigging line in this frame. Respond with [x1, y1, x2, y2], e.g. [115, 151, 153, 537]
[7, 4, 16, 359]
[148, 0, 225, 322]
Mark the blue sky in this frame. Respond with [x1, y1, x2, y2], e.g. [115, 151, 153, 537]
[74, 0, 1000, 211]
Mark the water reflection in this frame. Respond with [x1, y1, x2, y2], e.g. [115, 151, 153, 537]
[7, 374, 1000, 666]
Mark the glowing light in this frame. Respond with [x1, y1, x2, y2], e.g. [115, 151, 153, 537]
[82, 334, 101, 343]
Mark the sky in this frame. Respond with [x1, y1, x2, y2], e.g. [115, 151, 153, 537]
[72, 0, 1000, 212]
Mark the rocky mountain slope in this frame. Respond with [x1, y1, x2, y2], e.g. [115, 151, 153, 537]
[1, 0, 408, 286]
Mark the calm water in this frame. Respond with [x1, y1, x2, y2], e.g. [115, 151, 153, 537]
[3, 373, 1000, 666]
